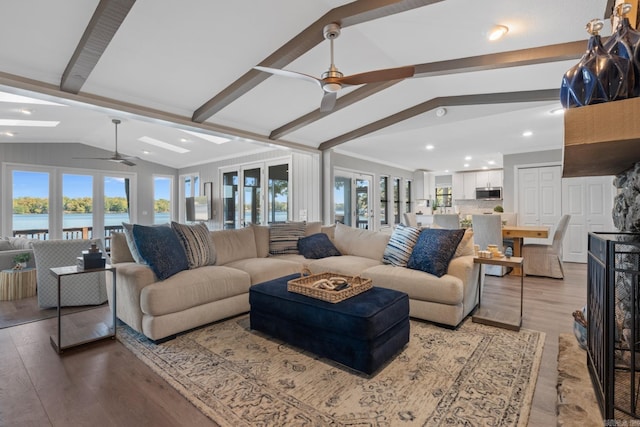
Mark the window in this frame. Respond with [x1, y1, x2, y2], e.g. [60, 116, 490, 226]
[62, 173, 93, 239]
[11, 169, 50, 239]
[436, 187, 453, 208]
[393, 178, 400, 224]
[104, 176, 130, 242]
[243, 167, 261, 225]
[405, 179, 412, 214]
[180, 174, 199, 222]
[153, 176, 172, 224]
[268, 164, 289, 223]
[379, 176, 389, 226]
[222, 171, 238, 229]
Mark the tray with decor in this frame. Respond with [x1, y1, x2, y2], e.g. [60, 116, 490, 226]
[287, 270, 372, 303]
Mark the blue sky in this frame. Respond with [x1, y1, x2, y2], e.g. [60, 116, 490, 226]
[13, 171, 170, 199]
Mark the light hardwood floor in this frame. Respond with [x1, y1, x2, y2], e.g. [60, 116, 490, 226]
[0, 262, 591, 426]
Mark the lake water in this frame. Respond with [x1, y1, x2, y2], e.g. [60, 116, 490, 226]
[13, 213, 170, 232]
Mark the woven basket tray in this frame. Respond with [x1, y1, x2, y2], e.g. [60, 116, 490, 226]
[287, 272, 372, 303]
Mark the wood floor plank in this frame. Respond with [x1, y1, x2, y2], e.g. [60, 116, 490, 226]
[0, 262, 595, 426]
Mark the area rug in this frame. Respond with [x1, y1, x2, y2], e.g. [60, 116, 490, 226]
[557, 333, 602, 426]
[118, 315, 545, 427]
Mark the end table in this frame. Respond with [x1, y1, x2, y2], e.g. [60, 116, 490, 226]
[0, 268, 37, 300]
[49, 265, 116, 354]
[472, 256, 524, 331]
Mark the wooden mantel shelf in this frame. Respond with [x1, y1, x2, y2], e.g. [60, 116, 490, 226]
[563, 96, 640, 177]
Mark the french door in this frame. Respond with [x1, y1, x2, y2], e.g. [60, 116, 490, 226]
[221, 160, 290, 229]
[334, 171, 373, 229]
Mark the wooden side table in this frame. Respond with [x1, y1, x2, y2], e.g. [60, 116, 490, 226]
[49, 265, 116, 354]
[472, 256, 524, 331]
[0, 268, 37, 301]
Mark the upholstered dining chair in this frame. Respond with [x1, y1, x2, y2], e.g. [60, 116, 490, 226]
[403, 212, 418, 227]
[433, 214, 460, 229]
[522, 214, 571, 279]
[32, 239, 110, 308]
[472, 214, 508, 276]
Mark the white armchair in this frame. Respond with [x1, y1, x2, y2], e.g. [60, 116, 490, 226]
[32, 239, 109, 308]
[522, 215, 571, 279]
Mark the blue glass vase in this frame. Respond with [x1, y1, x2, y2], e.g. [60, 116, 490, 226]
[604, 3, 640, 97]
[560, 19, 631, 108]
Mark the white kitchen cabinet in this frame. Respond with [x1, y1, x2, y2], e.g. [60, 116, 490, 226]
[452, 173, 465, 200]
[475, 170, 503, 188]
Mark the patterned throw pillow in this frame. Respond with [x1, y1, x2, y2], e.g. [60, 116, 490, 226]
[382, 223, 421, 267]
[132, 224, 189, 280]
[407, 228, 465, 277]
[122, 222, 147, 264]
[297, 233, 342, 259]
[269, 222, 306, 255]
[171, 222, 216, 269]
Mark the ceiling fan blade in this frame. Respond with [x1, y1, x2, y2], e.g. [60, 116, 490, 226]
[120, 159, 136, 166]
[254, 66, 322, 87]
[337, 65, 415, 86]
[320, 91, 337, 112]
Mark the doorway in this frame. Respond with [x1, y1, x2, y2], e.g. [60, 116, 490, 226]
[334, 171, 373, 229]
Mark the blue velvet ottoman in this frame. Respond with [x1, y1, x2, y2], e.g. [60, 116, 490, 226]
[249, 273, 410, 375]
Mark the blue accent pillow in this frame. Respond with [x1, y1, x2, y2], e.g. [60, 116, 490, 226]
[407, 228, 465, 277]
[297, 233, 341, 259]
[132, 224, 189, 280]
[383, 223, 421, 267]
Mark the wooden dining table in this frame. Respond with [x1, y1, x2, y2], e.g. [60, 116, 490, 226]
[502, 225, 550, 276]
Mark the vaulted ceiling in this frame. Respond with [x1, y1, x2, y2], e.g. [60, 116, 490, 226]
[0, 0, 612, 172]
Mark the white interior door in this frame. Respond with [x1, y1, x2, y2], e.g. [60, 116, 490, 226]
[562, 176, 616, 263]
[517, 165, 562, 245]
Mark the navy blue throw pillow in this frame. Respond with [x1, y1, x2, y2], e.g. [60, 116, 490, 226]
[407, 228, 465, 278]
[132, 224, 189, 280]
[297, 233, 341, 259]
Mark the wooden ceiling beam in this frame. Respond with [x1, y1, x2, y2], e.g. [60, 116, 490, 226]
[191, 0, 443, 123]
[318, 88, 559, 151]
[60, 0, 136, 94]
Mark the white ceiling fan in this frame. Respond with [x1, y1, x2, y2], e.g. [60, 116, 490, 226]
[254, 23, 415, 112]
[74, 118, 138, 166]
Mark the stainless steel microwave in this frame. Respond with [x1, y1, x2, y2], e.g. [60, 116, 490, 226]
[475, 187, 502, 200]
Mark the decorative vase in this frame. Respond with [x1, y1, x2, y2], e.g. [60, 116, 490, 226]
[560, 19, 631, 108]
[605, 3, 640, 97]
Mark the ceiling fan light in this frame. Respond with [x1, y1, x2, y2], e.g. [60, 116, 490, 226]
[323, 82, 342, 93]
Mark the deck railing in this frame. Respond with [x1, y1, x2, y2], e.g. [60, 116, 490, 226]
[13, 225, 125, 252]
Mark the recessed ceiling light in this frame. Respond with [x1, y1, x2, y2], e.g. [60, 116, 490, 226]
[464, 156, 472, 161]
[444, 169, 449, 173]
[20, 108, 32, 115]
[488, 25, 509, 41]
[482, 166, 488, 170]
[142, 150, 150, 155]
[435, 108, 447, 117]
[138, 136, 190, 153]
[522, 130, 533, 137]
[0, 119, 59, 127]
[464, 163, 470, 168]
[550, 107, 565, 115]
[488, 160, 495, 165]
[180, 138, 189, 143]
[182, 129, 230, 144]
[3, 131, 16, 137]
[425, 144, 435, 150]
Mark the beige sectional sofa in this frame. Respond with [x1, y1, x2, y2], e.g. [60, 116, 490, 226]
[108, 222, 480, 342]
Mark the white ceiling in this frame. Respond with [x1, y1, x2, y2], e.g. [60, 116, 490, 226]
[0, 0, 613, 172]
